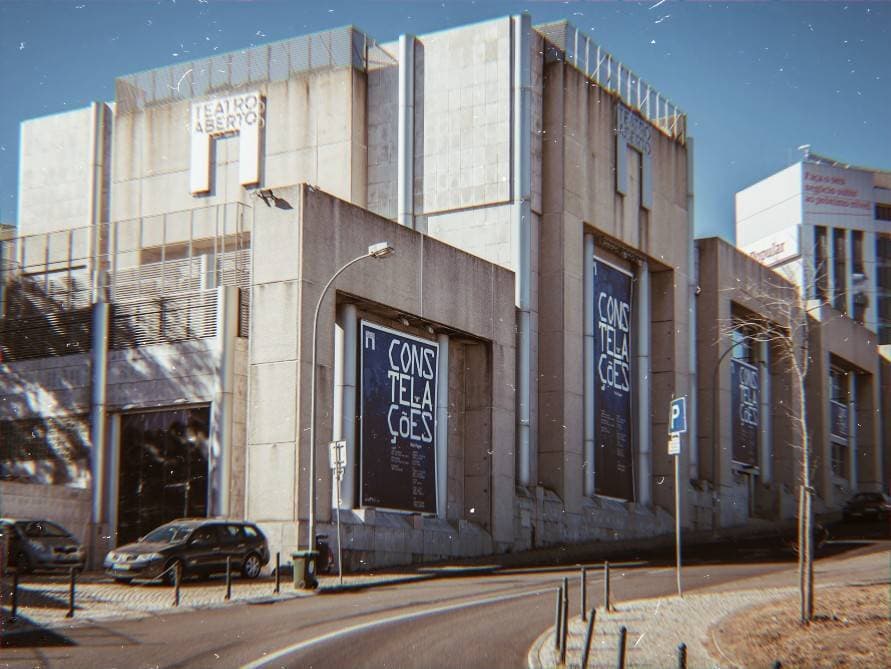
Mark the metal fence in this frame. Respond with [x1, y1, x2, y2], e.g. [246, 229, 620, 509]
[116, 26, 396, 113]
[537, 21, 687, 143]
[0, 203, 252, 361]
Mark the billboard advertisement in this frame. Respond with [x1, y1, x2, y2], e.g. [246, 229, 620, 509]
[360, 321, 438, 513]
[593, 259, 634, 500]
[830, 400, 849, 440]
[802, 163, 872, 219]
[730, 359, 759, 466]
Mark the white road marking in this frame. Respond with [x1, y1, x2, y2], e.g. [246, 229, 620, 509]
[243, 587, 554, 669]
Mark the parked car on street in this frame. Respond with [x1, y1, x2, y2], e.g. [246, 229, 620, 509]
[0, 518, 85, 573]
[842, 492, 891, 522]
[104, 518, 270, 585]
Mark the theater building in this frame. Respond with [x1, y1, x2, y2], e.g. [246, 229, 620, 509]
[6, 15, 878, 570]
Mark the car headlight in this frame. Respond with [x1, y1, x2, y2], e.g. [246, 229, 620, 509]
[133, 552, 163, 562]
[105, 551, 118, 562]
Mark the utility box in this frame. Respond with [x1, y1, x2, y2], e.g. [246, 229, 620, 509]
[291, 550, 319, 590]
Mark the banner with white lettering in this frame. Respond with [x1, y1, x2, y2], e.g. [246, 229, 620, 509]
[360, 322, 438, 513]
[731, 358, 759, 466]
[593, 259, 634, 500]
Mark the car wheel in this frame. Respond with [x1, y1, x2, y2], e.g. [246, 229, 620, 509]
[241, 553, 262, 579]
[163, 559, 184, 586]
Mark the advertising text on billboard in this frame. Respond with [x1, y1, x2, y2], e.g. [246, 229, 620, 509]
[593, 259, 634, 500]
[360, 322, 438, 513]
[731, 358, 759, 466]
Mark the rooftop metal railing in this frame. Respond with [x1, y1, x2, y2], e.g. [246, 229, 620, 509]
[536, 21, 686, 143]
[115, 26, 396, 113]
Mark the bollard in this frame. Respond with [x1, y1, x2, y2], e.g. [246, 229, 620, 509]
[677, 642, 687, 669]
[616, 625, 627, 669]
[580, 608, 596, 669]
[225, 556, 232, 600]
[173, 563, 181, 607]
[66, 567, 76, 618]
[772, 663, 782, 669]
[580, 566, 587, 621]
[11, 569, 19, 621]
[554, 585, 563, 650]
[604, 560, 611, 612]
[274, 552, 281, 594]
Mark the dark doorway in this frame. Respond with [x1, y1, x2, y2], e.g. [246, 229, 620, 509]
[117, 407, 210, 546]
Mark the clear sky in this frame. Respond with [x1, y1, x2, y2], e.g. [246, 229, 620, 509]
[1, 0, 888, 241]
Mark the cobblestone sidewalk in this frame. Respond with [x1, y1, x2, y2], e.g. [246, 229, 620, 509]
[527, 549, 890, 669]
[0, 571, 434, 633]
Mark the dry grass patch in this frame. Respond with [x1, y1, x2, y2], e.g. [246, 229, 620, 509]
[708, 584, 889, 668]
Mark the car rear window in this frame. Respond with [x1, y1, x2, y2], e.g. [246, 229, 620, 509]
[243, 525, 258, 538]
[223, 525, 244, 539]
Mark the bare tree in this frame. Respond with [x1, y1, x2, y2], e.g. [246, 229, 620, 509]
[717, 262, 832, 624]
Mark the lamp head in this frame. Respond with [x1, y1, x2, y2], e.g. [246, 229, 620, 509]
[368, 242, 394, 259]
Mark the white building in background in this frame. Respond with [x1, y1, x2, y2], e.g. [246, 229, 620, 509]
[735, 151, 891, 345]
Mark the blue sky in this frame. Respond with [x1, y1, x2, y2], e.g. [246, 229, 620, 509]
[1, 0, 888, 241]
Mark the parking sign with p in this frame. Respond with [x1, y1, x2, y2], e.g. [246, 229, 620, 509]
[669, 397, 687, 435]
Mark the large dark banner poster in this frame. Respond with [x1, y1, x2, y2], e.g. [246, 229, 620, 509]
[360, 321, 438, 513]
[593, 259, 634, 500]
[731, 358, 759, 466]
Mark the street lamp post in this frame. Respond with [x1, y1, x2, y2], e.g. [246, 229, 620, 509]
[306, 241, 394, 573]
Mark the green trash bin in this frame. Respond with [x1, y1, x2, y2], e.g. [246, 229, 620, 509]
[291, 550, 319, 590]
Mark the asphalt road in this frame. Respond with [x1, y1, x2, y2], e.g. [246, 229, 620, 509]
[2, 538, 886, 669]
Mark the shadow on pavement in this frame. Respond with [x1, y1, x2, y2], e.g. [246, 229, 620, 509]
[0, 615, 75, 648]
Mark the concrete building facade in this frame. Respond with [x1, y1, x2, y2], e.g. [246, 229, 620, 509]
[2, 17, 883, 570]
[696, 238, 883, 528]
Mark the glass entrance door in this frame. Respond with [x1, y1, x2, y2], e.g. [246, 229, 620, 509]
[117, 407, 210, 546]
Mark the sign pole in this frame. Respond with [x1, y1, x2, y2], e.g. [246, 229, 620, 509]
[329, 440, 347, 586]
[335, 467, 343, 585]
[668, 396, 687, 599]
[675, 446, 682, 597]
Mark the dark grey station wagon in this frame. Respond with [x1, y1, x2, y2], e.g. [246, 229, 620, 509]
[104, 518, 269, 584]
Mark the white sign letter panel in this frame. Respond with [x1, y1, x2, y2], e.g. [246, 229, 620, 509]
[190, 91, 264, 194]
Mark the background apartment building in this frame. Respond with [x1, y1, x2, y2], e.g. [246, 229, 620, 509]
[735, 151, 891, 345]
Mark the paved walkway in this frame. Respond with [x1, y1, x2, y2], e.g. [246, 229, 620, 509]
[527, 549, 890, 669]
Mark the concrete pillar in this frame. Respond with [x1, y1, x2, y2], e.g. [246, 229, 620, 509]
[210, 285, 238, 516]
[759, 339, 771, 484]
[636, 260, 652, 507]
[436, 333, 449, 519]
[827, 226, 837, 307]
[397, 34, 416, 230]
[333, 303, 358, 509]
[848, 372, 857, 490]
[844, 229, 853, 315]
[863, 231, 878, 333]
[583, 234, 596, 497]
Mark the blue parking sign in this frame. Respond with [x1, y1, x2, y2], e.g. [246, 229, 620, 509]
[669, 397, 687, 435]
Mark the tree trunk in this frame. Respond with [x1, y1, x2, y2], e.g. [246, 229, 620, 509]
[798, 485, 806, 622]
